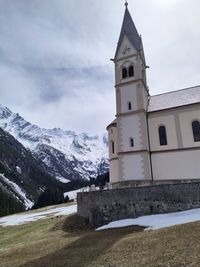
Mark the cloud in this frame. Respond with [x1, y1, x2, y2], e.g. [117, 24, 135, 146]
[0, 0, 200, 134]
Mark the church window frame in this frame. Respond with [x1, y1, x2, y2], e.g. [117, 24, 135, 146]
[158, 125, 167, 146]
[128, 101, 132, 111]
[192, 120, 200, 142]
[128, 65, 134, 77]
[122, 67, 128, 79]
[111, 140, 115, 154]
[130, 137, 134, 147]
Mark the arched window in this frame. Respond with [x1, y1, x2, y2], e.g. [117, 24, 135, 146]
[159, 126, 167, 146]
[128, 102, 132, 111]
[192, 120, 200, 142]
[129, 65, 134, 77]
[111, 141, 115, 154]
[122, 67, 128, 79]
[130, 138, 134, 147]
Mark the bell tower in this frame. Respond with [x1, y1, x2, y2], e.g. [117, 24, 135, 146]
[110, 2, 152, 183]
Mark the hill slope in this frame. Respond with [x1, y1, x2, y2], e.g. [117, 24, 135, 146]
[1, 205, 200, 267]
[0, 128, 63, 213]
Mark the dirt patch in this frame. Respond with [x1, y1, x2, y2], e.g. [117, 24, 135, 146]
[62, 214, 95, 233]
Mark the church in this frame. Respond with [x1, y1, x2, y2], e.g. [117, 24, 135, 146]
[107, 2, 200, 187]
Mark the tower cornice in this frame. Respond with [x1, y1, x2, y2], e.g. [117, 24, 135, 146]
[115, 78, 149, 94]
[113, 49, 147, 68]
[116, 109, 147, 118]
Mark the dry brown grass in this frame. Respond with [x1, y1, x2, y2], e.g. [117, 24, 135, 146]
[1, 208, 200, 267]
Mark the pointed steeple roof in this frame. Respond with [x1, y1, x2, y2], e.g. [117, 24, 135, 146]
[115, 4, 141, 59]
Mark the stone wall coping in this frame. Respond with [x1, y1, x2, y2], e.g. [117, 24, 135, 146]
[77, 180, 200, 197]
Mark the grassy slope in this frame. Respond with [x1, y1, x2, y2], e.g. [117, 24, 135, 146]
[1, 206, 200, 267]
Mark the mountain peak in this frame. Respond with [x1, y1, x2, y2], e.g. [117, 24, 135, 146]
[0, 104, 12, 119]
[0, 103, 108, 181]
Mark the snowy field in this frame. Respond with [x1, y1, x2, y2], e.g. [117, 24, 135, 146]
[96, 208, 200, 231]
[64, 188, 84, 201]
[0, 173, 33, 209]
[64, 187, 99, 201]
[0, 204, 77, 227]
[2, 205, 200, 231]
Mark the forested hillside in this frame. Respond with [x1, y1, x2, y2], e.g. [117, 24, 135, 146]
[0, 127, 63, 216]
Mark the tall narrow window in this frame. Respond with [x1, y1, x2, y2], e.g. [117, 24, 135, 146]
[192, 120, 200, 142]
[128, 102, 132, 111]
[159, 126, 167, 146]
[130, 138, 134, 147]
[122, 67, 128, 79]
[129, 65, 134, 77]
[111, 141, 115, 154]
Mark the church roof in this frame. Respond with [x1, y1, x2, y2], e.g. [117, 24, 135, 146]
[148, 85, 200, 112]
[115, 6, 141, 59]
[106, 119, 117, 130]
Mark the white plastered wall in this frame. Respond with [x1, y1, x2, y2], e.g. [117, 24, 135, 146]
[108, 125, 118, 159]
[149, 105, 200, 180]
[179, 108, 200, 148]
[118, 115, 142, 151]
[110, 159, 119, 183]
[120, 84, 138, 113]
[152, 150, 200, 180]
[120, 153, 150, 180]
[115, 35, 144, 86]
[108, 125, 119, 183]
[148, 105, 200, 151]
[148, 114, 178, 151]
[142, 86, 149, 110]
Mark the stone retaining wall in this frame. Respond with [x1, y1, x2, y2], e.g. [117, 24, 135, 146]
[111, 179, 200, 189]
[77, 181, 200, 226]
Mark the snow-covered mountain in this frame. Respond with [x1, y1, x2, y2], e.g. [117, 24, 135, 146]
[0, 127, 62, 214]
[0, 104, 109, 183]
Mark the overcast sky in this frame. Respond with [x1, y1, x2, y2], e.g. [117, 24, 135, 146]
[0, 0, 200, 134]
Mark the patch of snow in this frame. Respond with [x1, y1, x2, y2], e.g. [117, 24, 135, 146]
[96, 208, 200, 231]
[16, 166, 22, 174]
[64, 186, 99, 200]
[56, 176, 70, 184]
[0, 173, 33, 209]
[0, 204, 77, 227]
[64, 188, 86, 200]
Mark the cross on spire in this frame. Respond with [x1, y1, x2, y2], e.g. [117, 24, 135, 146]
[125, 1, 128, 8]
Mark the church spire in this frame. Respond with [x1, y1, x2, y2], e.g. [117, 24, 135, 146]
[115, 3, 141, 58]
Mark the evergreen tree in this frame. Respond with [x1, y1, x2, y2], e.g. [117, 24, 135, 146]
[33, 188, 64, 209]
[0, 189, 25, 217]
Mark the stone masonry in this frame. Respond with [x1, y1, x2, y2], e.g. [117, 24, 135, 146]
[77, 181, 200, 226]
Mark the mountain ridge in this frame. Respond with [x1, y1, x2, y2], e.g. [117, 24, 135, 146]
[0, 104, 109, 182]
[0, 127, 64, 214]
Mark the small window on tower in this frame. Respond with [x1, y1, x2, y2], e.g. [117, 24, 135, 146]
[122, 67, 128, 79]
[129, 65, 134, 77]
[111, 141, 115, 154]
[159, 126, 167, 146]
[130, 138, 134, 147]
[128, 102, 132, 111]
